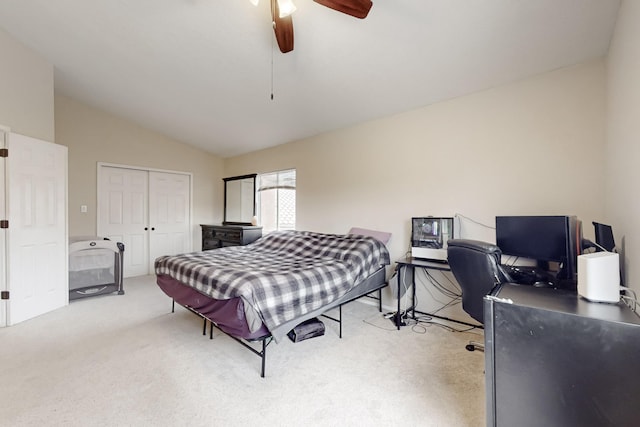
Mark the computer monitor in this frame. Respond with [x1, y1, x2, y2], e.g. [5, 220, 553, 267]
[496, 215, 582, 289]
[593, 221, 616, 252]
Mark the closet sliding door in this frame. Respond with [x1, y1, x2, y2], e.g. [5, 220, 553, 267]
[98, 166, 149, 277]
[148, 171, 191, 266]
[98, 164, 191, 278]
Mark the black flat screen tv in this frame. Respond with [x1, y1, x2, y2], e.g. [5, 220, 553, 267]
[495, 215, 582, 289]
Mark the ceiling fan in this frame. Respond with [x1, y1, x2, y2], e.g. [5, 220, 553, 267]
[251, 0, 373, 53]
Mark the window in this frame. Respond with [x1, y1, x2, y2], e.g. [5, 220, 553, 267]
[257, 169, 296, 233]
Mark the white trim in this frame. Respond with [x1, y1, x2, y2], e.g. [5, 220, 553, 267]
[0, 125, 9, 327]
[97, 161, 191, 177]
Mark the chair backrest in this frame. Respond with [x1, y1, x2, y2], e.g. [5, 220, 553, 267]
[447, 239, 512, 324]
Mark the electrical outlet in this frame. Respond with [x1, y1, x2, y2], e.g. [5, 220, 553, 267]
[80, 205, 87, 213]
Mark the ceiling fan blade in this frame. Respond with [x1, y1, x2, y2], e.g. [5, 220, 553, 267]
[271, 0, 294, 53]
[313, 0, 373, 19]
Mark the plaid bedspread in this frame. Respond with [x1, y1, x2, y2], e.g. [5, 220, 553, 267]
[154, 230, 390, 336]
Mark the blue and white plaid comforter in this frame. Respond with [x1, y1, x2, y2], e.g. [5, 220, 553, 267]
[154, 230, 390, 336]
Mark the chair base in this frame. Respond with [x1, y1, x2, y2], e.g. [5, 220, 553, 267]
[466, 340, 484, 352]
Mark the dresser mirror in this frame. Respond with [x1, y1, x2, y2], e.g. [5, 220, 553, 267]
[223, 173, 257, 225]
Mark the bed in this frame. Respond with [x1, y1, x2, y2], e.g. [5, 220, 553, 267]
[155, 229, 391, 377]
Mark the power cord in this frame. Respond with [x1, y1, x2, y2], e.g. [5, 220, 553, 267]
[454, 212, 495, 239]
[413, 314, 481, 333]
[381, 266, 412, 326]
[620, 286, 639, 312]
[416, 268, 462, 314]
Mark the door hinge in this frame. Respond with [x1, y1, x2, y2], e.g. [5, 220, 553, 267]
[0, 220, 7, 229]
[0, 148, 7, 157]
[1, 291, 9, 300]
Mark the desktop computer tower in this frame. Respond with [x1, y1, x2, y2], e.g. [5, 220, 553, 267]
[484, 283, 640, 427]
[410, 217, 454, 261]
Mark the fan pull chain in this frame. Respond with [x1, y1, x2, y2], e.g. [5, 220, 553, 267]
[270, 1, 275, 101]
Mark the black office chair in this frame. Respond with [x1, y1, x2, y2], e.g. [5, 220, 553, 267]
[447, 239, 513, 352]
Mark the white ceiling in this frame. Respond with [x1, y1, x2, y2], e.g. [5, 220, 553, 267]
[0, 0, 621, 158]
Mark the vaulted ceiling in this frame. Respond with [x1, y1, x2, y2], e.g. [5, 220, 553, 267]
[0, 0, 621, 157]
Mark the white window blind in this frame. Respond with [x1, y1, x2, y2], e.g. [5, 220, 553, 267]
[257, 169, 296, 233]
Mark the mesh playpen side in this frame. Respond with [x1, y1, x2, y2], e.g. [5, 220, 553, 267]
[69, 237, 124, 300]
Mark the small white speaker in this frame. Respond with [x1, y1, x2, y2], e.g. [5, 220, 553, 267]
[577, 252, 620, 303]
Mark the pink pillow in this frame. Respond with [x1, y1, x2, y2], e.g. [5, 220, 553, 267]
[348, 227, 392, 245]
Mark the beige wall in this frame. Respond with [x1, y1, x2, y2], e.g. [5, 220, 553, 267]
[0, 28, 54, 141]
[226, 61, 606, 266]
[606, 0, 640, 293]
[1, 21, 617, 313]
[225, 60, 606, 316]
[55, 95, 224, 247]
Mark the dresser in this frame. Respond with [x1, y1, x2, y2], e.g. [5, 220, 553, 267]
[200, 224, 262, 250]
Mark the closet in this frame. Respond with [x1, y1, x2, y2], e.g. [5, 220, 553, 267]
[97, 164, 192, 278]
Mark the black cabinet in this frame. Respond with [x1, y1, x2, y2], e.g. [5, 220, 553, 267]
[200, 224, 262, 250]
[484, 283, 640, 427]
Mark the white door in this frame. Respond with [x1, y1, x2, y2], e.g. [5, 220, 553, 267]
[148, 171, 191, 264]
[4, 132, 68, 325]
[98, 165, 191, 277]
[98, 166, 149, 277]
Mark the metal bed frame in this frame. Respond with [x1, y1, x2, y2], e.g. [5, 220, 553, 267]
[169, 269, 387, 378]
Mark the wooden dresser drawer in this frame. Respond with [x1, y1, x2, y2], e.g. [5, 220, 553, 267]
[202, 238, 219, 249]
[213, 229, 241, 242]
[200, 224, 262, 251]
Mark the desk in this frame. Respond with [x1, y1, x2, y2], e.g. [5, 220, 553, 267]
[394, 257, 479, 330]
[485, 283, 640, 426]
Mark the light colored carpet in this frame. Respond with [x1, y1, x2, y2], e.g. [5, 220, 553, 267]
[0, 275, 486, 426]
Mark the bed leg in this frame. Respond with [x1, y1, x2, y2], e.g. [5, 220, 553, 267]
[339, 305, 343, 339]
[210, 321, 214, 339]
[378, 287, 383, 312]
[172, 299, 175, 313]
[202, 318, 207, 335]
[261, 339, 267, 378]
